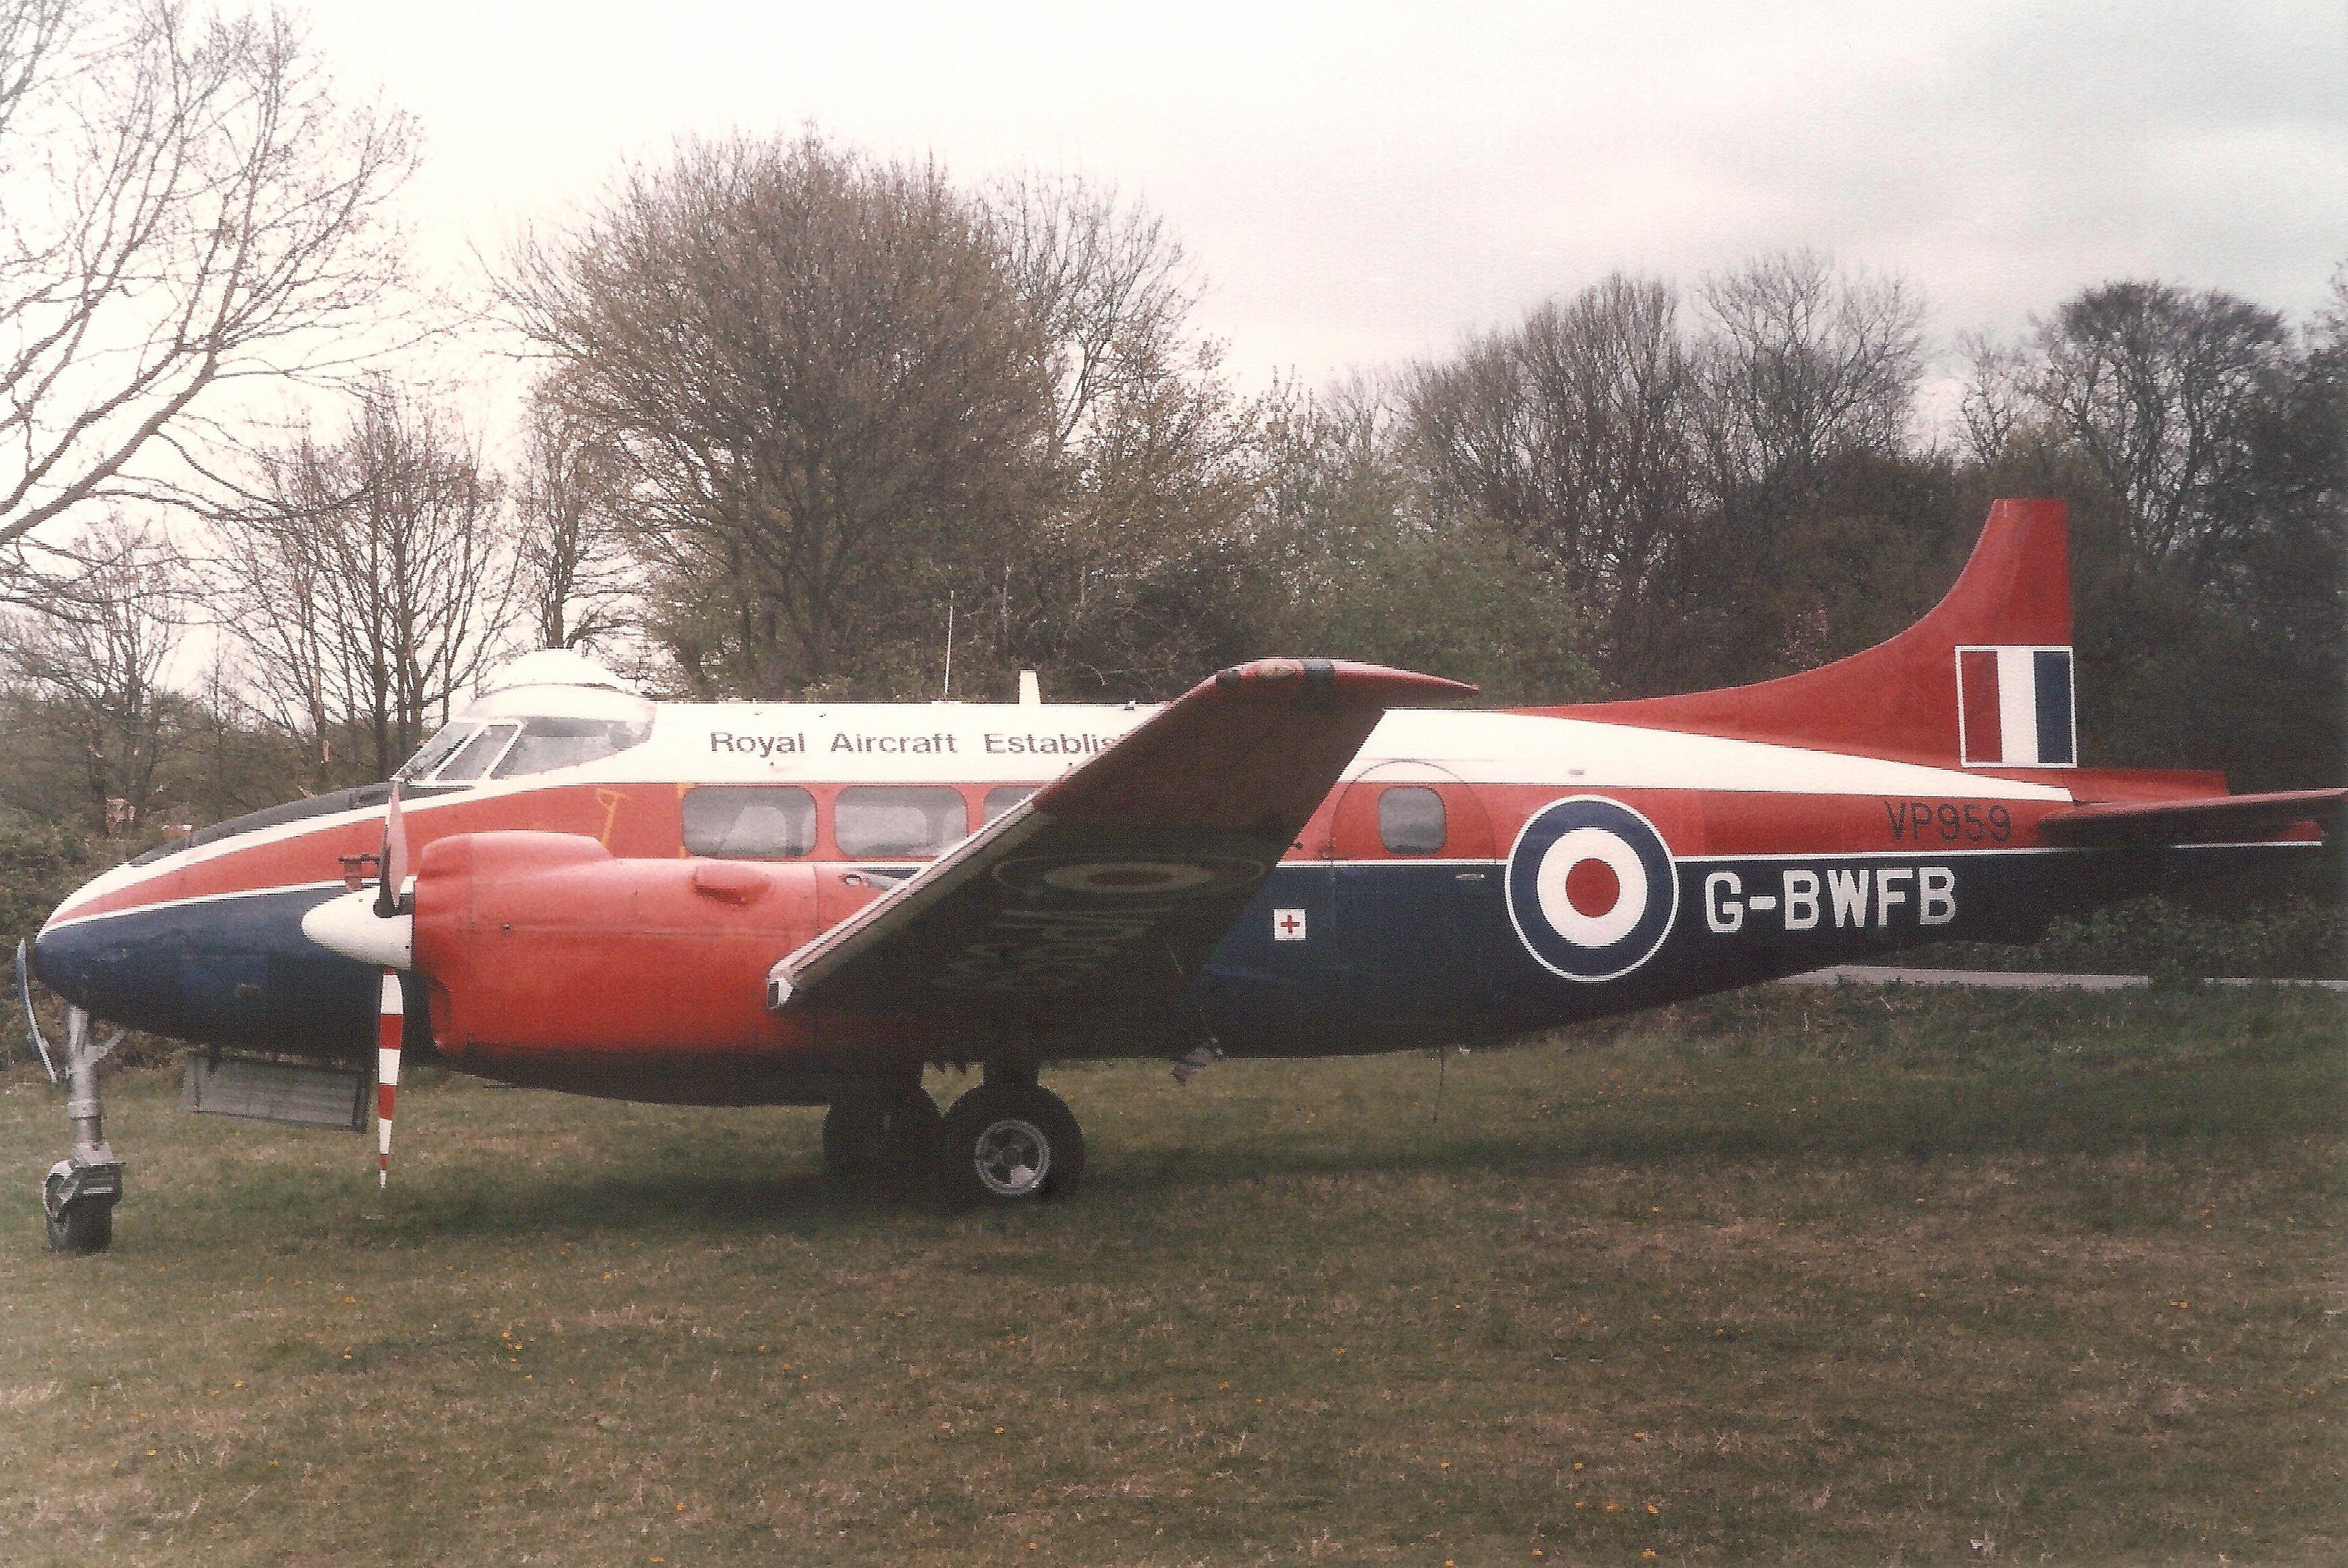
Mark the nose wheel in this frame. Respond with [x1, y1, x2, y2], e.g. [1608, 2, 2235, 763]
[935, 1079, 1084, 1206]
[43, 1166, 115, 1253]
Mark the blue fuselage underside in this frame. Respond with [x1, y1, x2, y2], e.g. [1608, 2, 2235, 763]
[32, 844, 2286, 1089]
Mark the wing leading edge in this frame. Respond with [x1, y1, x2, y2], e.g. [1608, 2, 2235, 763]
[765, 659, 1476, 1052]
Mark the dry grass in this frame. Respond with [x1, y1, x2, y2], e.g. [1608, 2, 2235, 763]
[0, 984, 2341, 1567]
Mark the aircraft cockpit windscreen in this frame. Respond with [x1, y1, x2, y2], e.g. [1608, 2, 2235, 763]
[393, 684, 656, 785]
[393, 721, 477, 782]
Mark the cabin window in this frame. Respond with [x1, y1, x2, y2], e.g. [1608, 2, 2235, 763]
[494, 715, 658, 779]
[682, 786, 816, 859]
[982, 785, 1038, 825]
[835, 785, 968, 858]
[433, 722, 520, 782]
[1378, 785, 1447, 855]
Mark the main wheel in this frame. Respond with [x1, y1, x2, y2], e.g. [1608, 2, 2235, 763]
[821, 1081, 941, 1181]
[935, 1081, 1083, 1206]
[43, 1173, 112, 1255]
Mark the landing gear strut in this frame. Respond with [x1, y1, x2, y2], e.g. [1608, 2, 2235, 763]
[935, 1076, 1083, 1206]
[43, 1006, 125, 1255]
[820, 1078, 941, 1183]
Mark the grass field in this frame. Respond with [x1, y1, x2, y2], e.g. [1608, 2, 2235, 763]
[1, 984, 2342, 1567]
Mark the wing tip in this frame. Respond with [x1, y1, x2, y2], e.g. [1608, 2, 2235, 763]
[1210, 658, 1479, 707]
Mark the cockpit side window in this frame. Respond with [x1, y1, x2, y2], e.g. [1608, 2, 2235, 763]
[493, 716, 656, 779]
[435, 722, 520, 782]
[399, 682, 658, 787]
[395, 722, 477, 781]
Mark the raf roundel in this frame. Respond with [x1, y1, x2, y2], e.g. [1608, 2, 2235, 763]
[1504, 796, 1679, 982]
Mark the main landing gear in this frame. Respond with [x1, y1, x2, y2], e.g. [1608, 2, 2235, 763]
[822, 1068, 1084, 1206]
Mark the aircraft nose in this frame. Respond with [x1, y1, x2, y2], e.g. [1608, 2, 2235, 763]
[28, 913, 95, 1013]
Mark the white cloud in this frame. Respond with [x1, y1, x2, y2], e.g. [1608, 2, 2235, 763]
[302, 0, 2345, 394]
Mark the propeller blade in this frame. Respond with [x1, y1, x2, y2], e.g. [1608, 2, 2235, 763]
[374, 781, 411, 918]
[15, 939, 57, 1085]
[375, 970, 403, 1187]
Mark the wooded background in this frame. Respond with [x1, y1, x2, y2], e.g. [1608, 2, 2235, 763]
[1, 2, 2340, 856]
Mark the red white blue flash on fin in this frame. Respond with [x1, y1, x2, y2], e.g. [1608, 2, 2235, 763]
[1957, 646, 2076, 767]
[376, 970, 402, 1186]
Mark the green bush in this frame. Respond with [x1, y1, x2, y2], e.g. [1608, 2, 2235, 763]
[1911, 891, 2347, 980]
[0, 821, 113, 954]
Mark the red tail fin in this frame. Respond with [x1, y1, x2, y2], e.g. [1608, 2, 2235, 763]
[1546, 498, 2075, 769]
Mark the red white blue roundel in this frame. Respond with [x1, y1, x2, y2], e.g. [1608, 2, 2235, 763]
[1504, 796, 1678, 982]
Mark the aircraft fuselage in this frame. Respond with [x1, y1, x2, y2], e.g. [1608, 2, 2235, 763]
[32, 699, 2299, 1104]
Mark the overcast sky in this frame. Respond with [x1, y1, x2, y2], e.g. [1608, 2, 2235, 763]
[309, 0, 2343, 395]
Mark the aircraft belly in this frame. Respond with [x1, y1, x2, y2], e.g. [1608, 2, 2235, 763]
[1203, 842, 2307, 1056]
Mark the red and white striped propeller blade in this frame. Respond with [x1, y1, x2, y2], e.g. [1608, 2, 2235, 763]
[376, 970, 403, 1186]
[374, 781, 411, 917]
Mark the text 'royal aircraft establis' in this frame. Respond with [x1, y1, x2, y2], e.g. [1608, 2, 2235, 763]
[20, 500, 2343, 1248]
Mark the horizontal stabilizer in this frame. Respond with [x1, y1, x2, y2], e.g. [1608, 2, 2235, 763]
[2037, 788, 2347, 847]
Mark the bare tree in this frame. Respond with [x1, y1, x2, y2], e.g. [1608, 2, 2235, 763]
[1, 514, 186, 829]
[1956, 329, 2038, 469]
[213, 383, 521, 784]
[0, 0, 417, 586]
[0, 0, 70, 145]
[990, 175, 1200, 467]
[1406, 274, 1701, 687]
[503, 133, 1053, 697]
[514, 381, 631, 652]
[1696, 250, 1925, 487]
[2033, 280, 2290, 581]
[976, 179, 1263, 693]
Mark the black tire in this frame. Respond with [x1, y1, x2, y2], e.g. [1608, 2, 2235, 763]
[935, 1081, 1083, 1207]
[821, 1081, 941, 1181]
[43, 1185, 112, 1255]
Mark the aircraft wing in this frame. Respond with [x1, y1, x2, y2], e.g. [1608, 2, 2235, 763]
[767, 659, 1476, 1050]
[2037, 787, 2347, 847]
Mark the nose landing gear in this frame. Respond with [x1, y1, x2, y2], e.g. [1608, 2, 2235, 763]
[41, 1006, 125, 1255]
[19, 942, 123, 1254]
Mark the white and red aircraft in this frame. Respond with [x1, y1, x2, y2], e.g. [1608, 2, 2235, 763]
[21, 499, 2342, 1248]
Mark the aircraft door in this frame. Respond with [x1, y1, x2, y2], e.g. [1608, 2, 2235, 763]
[1330, 762, 1499, 1021]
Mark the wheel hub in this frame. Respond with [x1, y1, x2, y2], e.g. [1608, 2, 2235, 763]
[971, 1117, 1051, 1197]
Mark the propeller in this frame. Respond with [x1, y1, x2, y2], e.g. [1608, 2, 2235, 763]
[15, 938, 58, 1084]
[374, 779, 412, 917]
[373, 781, 409, 1185]
[375, 970, 403, 1186]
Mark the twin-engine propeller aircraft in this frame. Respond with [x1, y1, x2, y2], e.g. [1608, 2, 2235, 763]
[20, 499, 2343, 1249]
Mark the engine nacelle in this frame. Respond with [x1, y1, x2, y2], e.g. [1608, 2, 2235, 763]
[410, 832, 820, 1060]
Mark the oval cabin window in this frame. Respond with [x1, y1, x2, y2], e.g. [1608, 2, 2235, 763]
[1378, 785, 1447, 855]
[682, 786, 817, 858]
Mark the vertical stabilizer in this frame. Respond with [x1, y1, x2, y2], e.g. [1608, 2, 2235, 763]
[1541, 499, 2074, 770]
